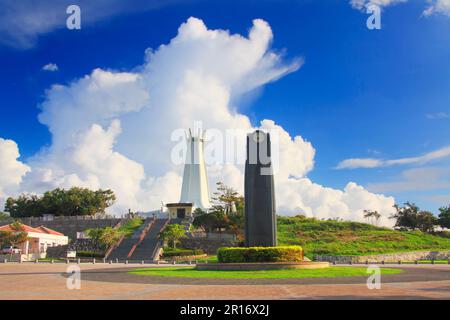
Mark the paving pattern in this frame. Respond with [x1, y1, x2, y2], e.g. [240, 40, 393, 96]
[0, 263, 448, 300]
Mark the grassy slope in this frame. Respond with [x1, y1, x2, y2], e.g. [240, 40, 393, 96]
[277, 216, 450, 257]
[118, 218, 143, 237]
[129, 267, 402, 279]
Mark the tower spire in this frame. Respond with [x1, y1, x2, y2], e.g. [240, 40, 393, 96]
[179, 128, 211, 210]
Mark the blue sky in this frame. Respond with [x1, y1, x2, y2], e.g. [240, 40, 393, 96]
[0, 0, 449, 215]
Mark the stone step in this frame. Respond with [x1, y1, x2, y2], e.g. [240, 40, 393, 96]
[129, 219, 168, 260]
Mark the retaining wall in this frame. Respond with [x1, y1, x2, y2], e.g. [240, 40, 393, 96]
[314, 251, 450, 263]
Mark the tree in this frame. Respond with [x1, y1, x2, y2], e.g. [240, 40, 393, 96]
[416, 211, 438, 233]
[211, 182, 244, 215]
[160, 224, 186, 249]
[390, 202, 438, 233]
[0, 221, 29, 258]
[86, 227, 123, 250]
[85, 228, 104, 246]
[4, 187, 116, 218]
[192, 207, 232, 234]
[227, 210, 245, 240]
[438, 206, 450, 229]
[192, 210, 218, 233]
[212, 182, 245, 236]
[98, 227, 123, 249]
[0, 212, 10, 220]
[191, 182, 245, 239]
[391, 202, 420, 231]
[363, 210, 381, 225]
[5, 195, 44, 218]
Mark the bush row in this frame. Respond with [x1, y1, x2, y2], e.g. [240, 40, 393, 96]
[76, 250, 104, 258]
[217, 246, 303, 263]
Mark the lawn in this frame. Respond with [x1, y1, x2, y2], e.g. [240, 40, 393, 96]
[417, 260, 448, 264]
[35, 257, 65, 262]
[278, 216, 450, 258]
[119, 218, 143, 237]
[185, 255, 218, 263]
[128, 266, 403, 279]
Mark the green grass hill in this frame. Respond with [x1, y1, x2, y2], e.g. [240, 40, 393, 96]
[277, 216, 450, 258]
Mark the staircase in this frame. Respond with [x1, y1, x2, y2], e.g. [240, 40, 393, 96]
[129, 219, 169, 261]
[107, 218, 154, 261]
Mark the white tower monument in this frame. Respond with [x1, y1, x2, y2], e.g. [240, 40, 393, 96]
[179, 129, 211, 210]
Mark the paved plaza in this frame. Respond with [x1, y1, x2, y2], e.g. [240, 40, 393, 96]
[0, 263, 449, 300]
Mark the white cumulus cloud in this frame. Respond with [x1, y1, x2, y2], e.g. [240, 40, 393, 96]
[42, 63, 58, 72]
[5, 17, 396, 225]
[423, 0, 450, 17]
[350, 0, 408, 10]
[0, 138, 30, 204]
[350, 0, 450, 18]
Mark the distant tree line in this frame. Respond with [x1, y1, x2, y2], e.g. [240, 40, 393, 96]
[3, 187, 116, 218]
[390, 202, 450, 233]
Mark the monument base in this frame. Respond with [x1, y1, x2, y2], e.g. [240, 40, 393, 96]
[196, 261, 330, 271]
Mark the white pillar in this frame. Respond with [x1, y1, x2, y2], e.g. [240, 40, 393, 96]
[180, 129, 211, 210]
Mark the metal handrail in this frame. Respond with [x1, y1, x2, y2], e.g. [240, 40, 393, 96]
[151, 239, 164, 262]
[150, 219, 170, 261]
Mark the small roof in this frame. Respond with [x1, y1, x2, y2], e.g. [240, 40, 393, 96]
[166, 203, 193, 208]
[35, 226, 64, 236]
[0, 224, 64, 236]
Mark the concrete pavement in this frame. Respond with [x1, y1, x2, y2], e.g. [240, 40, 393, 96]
[0, 263, 448, 300]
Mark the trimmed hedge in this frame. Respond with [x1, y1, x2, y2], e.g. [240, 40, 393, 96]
[217, 246, 303, 263]
[76, 251, 104, 258]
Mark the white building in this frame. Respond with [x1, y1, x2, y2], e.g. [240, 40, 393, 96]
[0, 223, 68, 258]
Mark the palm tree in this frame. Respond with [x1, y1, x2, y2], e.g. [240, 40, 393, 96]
[364, 210, 381, 226]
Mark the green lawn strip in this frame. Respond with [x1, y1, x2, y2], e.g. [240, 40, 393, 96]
[417, 260, 448, 264]
[191, 255, 218, 263]
[35, 257, 65, 262]
[128, 266, 403, 279]
[119, 218, 144, 237]
[165, 255, 218, 263]
[399, 260, 448, 264]
[204, 255, 218, 263]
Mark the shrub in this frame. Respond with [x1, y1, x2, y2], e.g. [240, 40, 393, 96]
[76, 251, 104, 258]
[160, 224, 187, 249]
[217, 246, 303, 263]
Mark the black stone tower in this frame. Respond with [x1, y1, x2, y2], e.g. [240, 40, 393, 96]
[245, 130, 277, 247]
